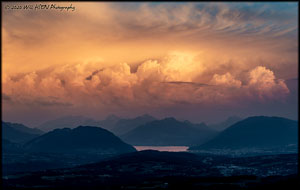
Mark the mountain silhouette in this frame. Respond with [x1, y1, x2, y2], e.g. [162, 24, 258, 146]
[24, 126, 136, 154]
[121, 117, 218, 146]
[2, 121, 44, 143]
[189, 116, 298, 150]
[111, 114, 156, 136]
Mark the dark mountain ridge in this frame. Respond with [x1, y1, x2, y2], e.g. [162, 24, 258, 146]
[37, 115, 104, 132]
[189, 116, 298, 150]
[24, 126, 136, 154]
[2, 121, 43, 143]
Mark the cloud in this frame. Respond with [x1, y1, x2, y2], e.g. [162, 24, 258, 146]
[33, 98, 73, 107]
[111, 2, 297, 38]
[2, 2, 297, 77]
[246, 66, 289, 99]
[2, 52, 291, 111]
[2, 2, 297, 124]
[211, 72, 242, 88]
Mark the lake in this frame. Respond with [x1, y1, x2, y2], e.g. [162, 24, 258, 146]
[134, 146, 189, 152]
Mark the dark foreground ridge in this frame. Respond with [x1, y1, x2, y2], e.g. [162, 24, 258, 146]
[2, 126, 137, 175]
[3, 150, 298, 189]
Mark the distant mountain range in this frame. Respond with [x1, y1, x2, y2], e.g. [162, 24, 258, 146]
[24, 126, 136, 154]
[2, 121, 44, 143]
[98, 114, 121, 130]
[189, 116, 298, 150]
[121, 117, 218, 146]
[110, 114, 156, 136]
[37, 115, 104, 131]
[34, 115, 243, 140]
[4, 115, 297, 154]
[37, 114, 154, 134]
[208, 116, 242, 131]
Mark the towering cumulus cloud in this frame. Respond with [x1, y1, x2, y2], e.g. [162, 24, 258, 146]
[247, 66, 289, 100]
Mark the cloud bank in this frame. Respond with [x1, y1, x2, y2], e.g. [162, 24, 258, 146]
[3, 53, 290, 109]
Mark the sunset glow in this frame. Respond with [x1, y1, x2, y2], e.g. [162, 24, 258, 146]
[2, 2, 298, 126]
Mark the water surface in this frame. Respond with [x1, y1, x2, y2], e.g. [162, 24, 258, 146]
[134, 146, 188, 152]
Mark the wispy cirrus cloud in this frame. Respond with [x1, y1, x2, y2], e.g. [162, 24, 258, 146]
[2, 2, 298, 75]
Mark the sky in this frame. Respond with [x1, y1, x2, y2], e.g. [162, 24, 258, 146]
[2, 2, 298, 127]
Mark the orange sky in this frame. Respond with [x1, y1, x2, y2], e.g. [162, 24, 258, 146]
[2, 2, 298, 126]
